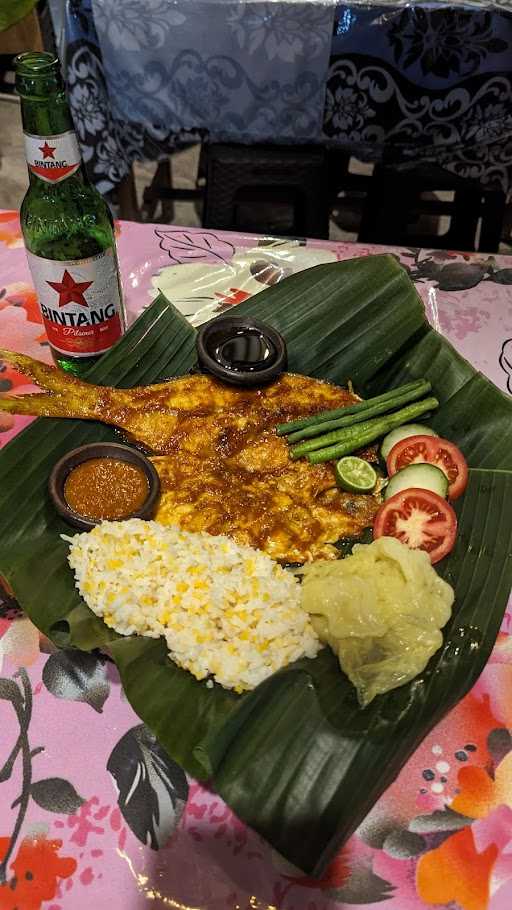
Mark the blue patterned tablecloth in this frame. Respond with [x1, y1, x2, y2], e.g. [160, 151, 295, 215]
[52, 0, 512, 195]
[92, 0, 335, 144]
[324, 3, 512, 192]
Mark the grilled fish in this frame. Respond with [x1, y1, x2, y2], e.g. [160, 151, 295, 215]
[0, 350, 380, 562]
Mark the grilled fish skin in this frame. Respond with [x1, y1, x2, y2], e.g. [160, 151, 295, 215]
[0, 349, 380, 562]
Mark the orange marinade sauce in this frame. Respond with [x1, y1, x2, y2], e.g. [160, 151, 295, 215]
[63, 457, 149, 520]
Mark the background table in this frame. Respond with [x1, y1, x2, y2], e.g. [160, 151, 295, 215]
[49, 0, 512, 196]
[1, 211, 512, 909]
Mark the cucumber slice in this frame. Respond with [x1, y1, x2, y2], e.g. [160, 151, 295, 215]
[384, 464, 448, 501]
[381, 423, 438, 460]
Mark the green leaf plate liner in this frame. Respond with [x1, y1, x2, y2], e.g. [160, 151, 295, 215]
[0, 255, 511, 875]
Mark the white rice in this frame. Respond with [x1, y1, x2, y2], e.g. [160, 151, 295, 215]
[64, 519, 320, 692]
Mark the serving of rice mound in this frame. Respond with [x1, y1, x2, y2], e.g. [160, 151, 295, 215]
[65, 519, 320, 692]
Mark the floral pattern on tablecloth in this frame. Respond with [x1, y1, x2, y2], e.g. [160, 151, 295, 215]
[92, 0, 334, 141]
[325, 6, 512, 192]
[51, 1, 512, 194]
[1, 214, 512, 909]
[62, 0, 199, 196]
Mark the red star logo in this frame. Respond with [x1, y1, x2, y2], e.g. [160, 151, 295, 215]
[39, 141, 56, 159]
[46, 270, 93, 308]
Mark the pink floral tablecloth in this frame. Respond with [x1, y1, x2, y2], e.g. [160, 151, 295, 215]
[1, 209, 512, 910]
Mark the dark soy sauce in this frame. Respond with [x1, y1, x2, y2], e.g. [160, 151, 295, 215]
[215, 329, 276, 372]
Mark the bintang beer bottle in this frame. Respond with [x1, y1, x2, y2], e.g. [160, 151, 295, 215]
[15, 52, 126, 375]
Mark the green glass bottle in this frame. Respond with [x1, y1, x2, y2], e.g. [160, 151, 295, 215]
[15, 51, 126, 376]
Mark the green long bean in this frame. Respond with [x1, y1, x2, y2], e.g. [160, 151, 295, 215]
[286, 380, 431, 446]
[276, 379, 427, 436]
[303, 398, 439, 464]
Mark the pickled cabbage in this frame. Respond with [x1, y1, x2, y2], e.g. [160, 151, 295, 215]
[301, 536, 454, 707]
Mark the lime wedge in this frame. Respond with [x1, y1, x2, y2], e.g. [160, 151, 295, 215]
[335, 456, 377, 493]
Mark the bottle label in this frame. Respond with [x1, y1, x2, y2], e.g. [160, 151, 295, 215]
[23, 131, 81, 184]
[26, 248, 124, 357]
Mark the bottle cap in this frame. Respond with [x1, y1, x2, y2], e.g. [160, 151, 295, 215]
[196, 315, 287, 387]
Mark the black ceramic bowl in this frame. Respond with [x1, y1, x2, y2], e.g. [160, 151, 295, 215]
[48, 442, 160, 531]
[196, 315, 287, 387]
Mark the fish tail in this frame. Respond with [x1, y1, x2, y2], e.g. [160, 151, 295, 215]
[0, 349, 105, 419]
[0, 349, 85, 392]
[0, 391, 63, 416]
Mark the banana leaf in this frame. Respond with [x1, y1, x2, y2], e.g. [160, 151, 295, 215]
[0, 254, 511, 876]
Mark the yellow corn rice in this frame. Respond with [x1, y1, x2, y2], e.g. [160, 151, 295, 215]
[64, 519, 321, 692]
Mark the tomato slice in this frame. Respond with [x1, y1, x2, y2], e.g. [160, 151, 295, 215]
[373, 488, 457, 564]
[386, 435, 468, 500]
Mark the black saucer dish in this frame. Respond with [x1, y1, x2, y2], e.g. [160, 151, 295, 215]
[196, 315, 287, 387]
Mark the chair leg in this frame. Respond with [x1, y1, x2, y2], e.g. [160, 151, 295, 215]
[141, 160, 175, 223]
[358, 182, 395, 243]
[478, 192, 507, 253]
[326, 149, 351, 201]
[117, 167, 140, 221]
[502, 202, 512, 245]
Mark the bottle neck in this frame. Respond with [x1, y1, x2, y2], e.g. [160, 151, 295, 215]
[20, 91, 87, 187]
